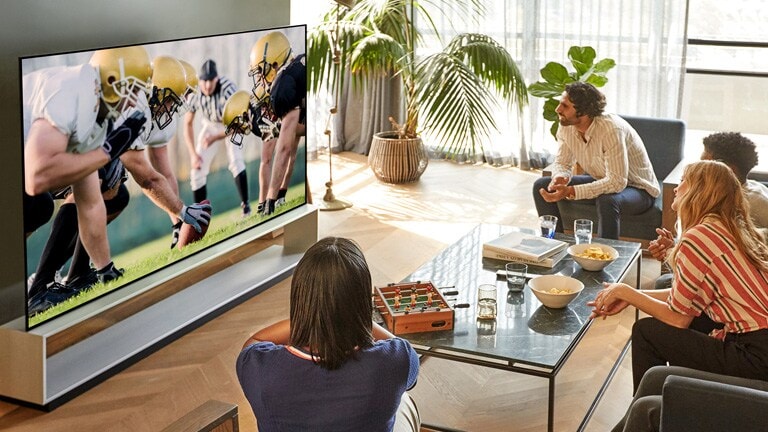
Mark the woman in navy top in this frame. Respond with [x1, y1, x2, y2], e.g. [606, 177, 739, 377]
[237, 237, 420, 432]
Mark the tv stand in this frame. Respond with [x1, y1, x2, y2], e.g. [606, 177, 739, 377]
[0, 206, 318, 408]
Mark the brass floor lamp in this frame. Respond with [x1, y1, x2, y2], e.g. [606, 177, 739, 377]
[316, 0, 353, 212]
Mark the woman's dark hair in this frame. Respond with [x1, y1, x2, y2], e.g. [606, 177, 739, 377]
[564, 82, 606, 118]
[702, 131, 758, 184]
[289, 237, 374, 370]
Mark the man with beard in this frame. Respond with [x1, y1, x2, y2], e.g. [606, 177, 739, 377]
[532, 82, 659, 239]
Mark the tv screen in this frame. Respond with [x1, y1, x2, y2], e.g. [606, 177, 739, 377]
[21, 24, 307, 330]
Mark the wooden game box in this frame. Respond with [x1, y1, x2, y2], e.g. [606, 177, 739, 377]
[373, 281, 454, 335]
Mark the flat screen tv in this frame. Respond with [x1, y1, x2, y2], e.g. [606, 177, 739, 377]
[21, 24, 307, 330]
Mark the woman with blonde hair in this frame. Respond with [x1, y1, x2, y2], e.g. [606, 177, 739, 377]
[236, 237, 420, 432]
[589, 160, 768, 431]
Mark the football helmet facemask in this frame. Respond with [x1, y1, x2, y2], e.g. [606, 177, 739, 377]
[249, 31, 292, 89]
[149, 56, 186, 130]
[90, 46, 152, 119]
[223, 90, 253, 147]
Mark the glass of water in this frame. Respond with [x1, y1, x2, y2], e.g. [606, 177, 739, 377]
[476, 284, 497, 320]
[539, 215, 558, 238]
[574, 219, 593, 244]
[505, 263, 527, 291]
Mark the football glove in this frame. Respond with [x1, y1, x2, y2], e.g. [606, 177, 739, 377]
[96, 262, 124, 284]
[98, 157, 126, 193]
[179, 202, 212, 234]
[102, 111, 147, 160]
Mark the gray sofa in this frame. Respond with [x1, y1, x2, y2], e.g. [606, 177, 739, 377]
[554, 115, 686, 244]
[661, 368, 768, 431]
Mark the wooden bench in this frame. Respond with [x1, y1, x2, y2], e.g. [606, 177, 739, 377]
[161, 400, 239, 432]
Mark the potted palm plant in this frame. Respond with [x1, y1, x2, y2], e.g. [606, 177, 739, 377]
[307, 0, 528, 183]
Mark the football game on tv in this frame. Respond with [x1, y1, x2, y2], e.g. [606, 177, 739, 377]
[21, 24, 307, 329]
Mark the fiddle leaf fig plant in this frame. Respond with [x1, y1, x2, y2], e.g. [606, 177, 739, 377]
[528, 46, 616, 137]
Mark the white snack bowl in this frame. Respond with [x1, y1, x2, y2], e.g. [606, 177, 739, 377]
[567, 243, 619, 272]
[528, 275, 585, 309]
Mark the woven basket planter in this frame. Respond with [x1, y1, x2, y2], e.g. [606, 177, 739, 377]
[368, 132, 429, 184]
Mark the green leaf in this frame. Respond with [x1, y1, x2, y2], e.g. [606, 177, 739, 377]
[528, 82, 563, 98]
[550, 121, 559, 138]
[585, 74, 608, 87]
[593, 58, 617, 74]
[569, 46, 596, 76]
[540, 62, 570, 84]
[542, 98, 560, 122]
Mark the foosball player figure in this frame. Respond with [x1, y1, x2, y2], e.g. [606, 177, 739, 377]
[410, 290, 417, 308]
[393, 288, 402, 310]
[426, 286, 434, 306]
[404, 305, 411, 314]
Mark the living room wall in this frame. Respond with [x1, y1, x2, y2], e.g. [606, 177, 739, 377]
[0, 0, 290, 324]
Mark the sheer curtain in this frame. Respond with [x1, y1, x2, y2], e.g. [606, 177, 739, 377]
[422, 0, 688, 168]
[306, 1, 687, 166]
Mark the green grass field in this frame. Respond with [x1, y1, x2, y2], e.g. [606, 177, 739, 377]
[29, 190, 304, 327]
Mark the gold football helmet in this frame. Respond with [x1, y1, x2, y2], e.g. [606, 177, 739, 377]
[178, 59, 199, 97]
[89, 46, 152, 118]
[223, 90, 252, 147]
[149, 56, 187, 129]
[249, 31, 292, 86]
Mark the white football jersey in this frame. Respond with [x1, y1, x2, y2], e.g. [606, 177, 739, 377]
[144, 115, 179, 148]
[22, 64, 108, 154]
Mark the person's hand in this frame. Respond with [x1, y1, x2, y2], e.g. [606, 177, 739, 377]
[179, 202, 212, 233]
[648, 228, 675, 262]
[201, 132, 217, 149]
[98, 157, 126, 194]
[190, 152, 203, 170]
[539, 175, 571, 202]
[102, 111, 147, 160]
[587, 282, 630, 320]
[549, 175, 569, 189]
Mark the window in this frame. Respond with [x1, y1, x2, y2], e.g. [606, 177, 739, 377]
[682, 0, 768, 169]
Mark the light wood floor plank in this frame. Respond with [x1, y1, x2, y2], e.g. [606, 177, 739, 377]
[0, 152, 655, 431]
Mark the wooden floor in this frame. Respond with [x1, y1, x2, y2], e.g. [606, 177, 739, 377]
[0, 152, 660, 431]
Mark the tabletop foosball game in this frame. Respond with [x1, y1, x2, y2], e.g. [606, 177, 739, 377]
[373, 281, 455, 335]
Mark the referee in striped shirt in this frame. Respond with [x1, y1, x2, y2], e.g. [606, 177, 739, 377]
[184, 59, 251, 216]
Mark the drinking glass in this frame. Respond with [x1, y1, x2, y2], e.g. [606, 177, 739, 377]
[476, 284, 497, 320]
[539, 215, 558, 239]
[574, 219, 593, 244]
[505, 263, 527, 291]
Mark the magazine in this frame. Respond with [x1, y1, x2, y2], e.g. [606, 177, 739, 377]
[482, 247, 568, 268]
[482, 231, 567, 261]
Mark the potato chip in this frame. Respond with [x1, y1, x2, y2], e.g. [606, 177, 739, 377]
[547, 287, 573, 295]
[576, 246, 612, 260]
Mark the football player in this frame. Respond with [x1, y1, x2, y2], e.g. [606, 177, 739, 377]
[24, 46, 151, 313]
[248, 31, 307, 216]
[147, 58, 201, 247]
[26, 53, 212, 314]
[184, 59, 251, 217]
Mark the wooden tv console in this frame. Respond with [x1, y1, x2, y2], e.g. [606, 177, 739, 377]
[0, 206, 318, 408]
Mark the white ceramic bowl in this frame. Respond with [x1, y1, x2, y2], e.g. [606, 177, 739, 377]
[567, 243, 619, 272]
[528, 275, 585, 309]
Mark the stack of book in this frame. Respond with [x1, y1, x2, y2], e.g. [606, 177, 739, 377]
[482, 231, 568, 268]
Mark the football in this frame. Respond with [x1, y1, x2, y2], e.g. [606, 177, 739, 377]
[177, 200, 212, 250]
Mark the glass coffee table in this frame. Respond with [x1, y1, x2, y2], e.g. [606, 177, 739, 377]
[397, 224, 642, 432]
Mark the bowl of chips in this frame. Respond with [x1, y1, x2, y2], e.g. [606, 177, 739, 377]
[528, 275, 585, 309]
[567, 243, 619, 271]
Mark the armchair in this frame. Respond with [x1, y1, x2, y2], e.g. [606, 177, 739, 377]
[661, 370, 768, 431]
[555, 115, 686, 246]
